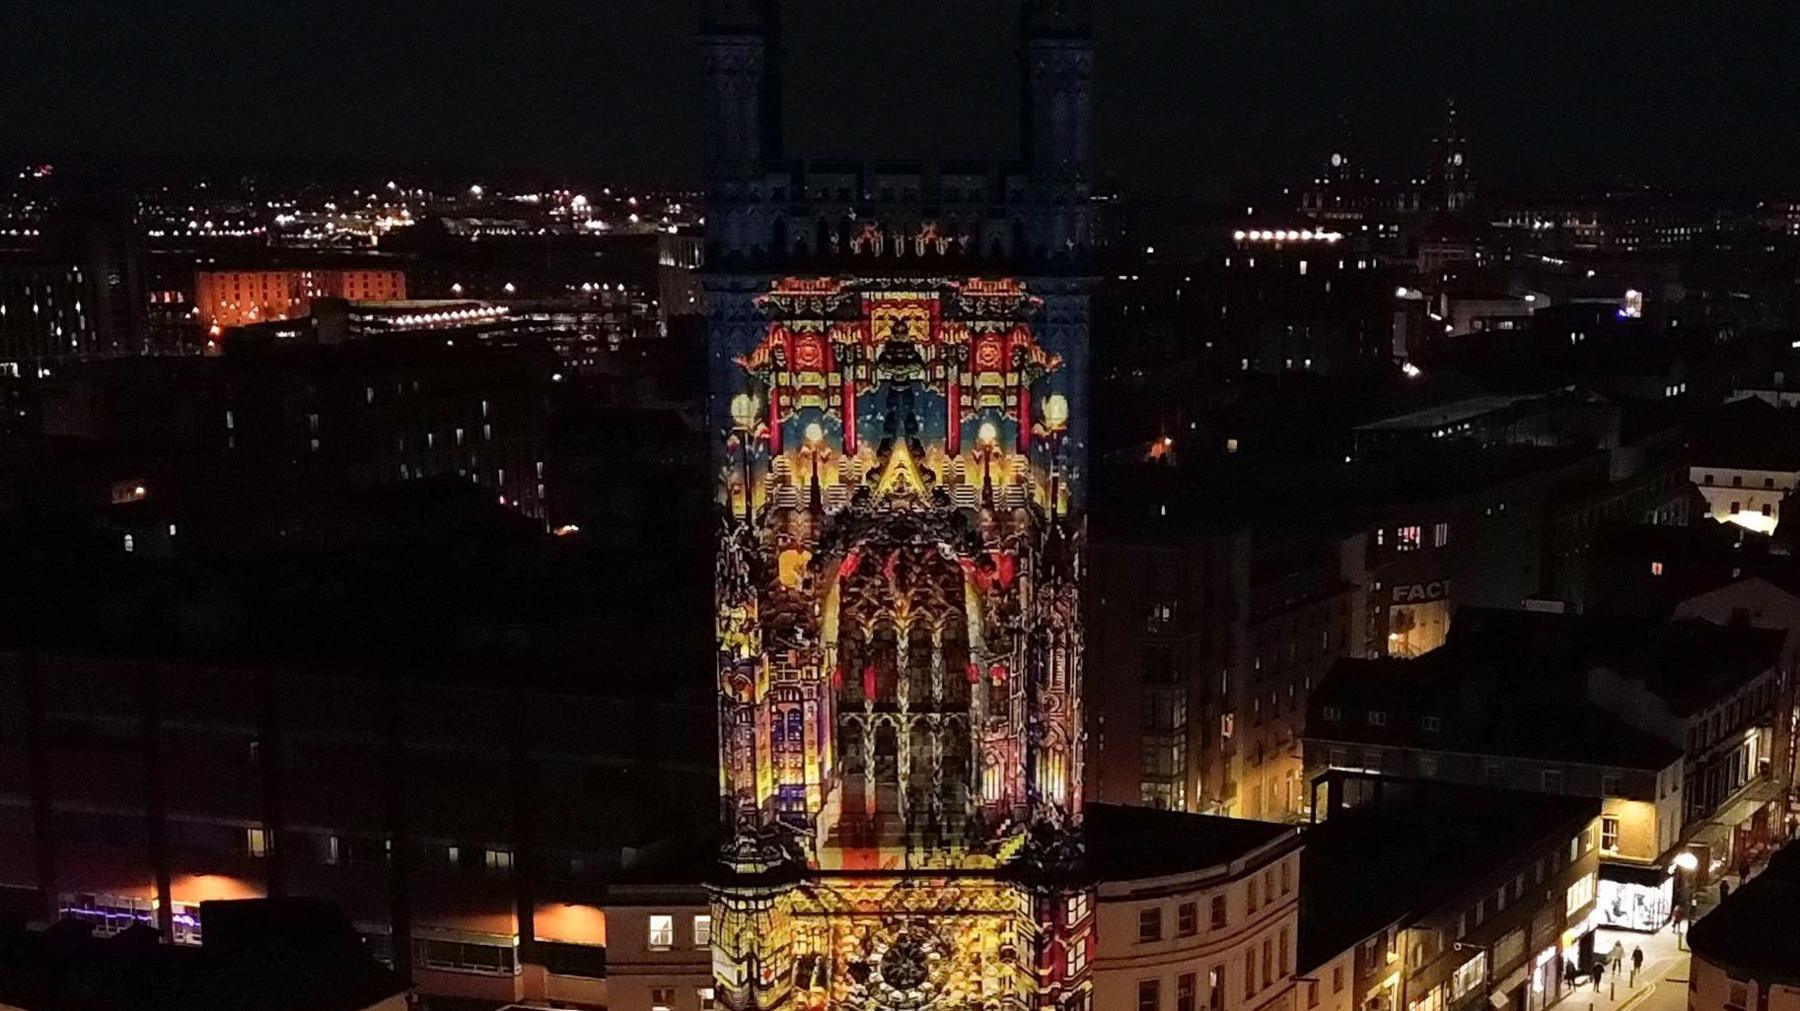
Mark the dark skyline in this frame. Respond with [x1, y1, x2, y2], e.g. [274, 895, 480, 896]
[4, 1, 1799, 191]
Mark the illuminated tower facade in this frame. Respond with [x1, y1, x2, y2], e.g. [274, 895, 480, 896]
[703, 2, 1095, 1008]
[1427, 100, 1473, 212]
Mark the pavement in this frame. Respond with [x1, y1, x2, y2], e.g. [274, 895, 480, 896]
[1554, 926, 1687, 1011]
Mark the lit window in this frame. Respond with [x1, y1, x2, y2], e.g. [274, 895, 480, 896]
[1601, 816, 1620, 853]
[245, 827, 269, 858]
[1397, 525, 1422, 551]
[1651, 561, 1664, 576]
[699, 988, 717, 1011]
[1433, 521, 1449, 547]
[693, 914, 712, 946]
[484, 849, 513, 873]
[122, 534, 135, 553]
[652, 988, 675, 1011]
[648, 914, 674, 950]
[1322, 706, 1342, 722]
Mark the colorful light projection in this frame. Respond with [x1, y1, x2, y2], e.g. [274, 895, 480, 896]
[712, 276, 1089, 1011]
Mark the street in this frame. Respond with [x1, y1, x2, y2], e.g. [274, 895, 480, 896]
[1560, 927, 1689, 1011]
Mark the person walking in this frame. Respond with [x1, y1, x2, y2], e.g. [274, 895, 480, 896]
[1608, 940, 1626, 975]
[1593, 959, 1607, 993]
[1630, 946, 1644, 987]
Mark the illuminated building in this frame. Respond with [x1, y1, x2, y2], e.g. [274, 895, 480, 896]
[1087, 522, 1363, 821]
[195, 268, 408, 330]
[1300, 774, 1602, 1011]
[1689, 399, 1800, 534]
[1306, 606, 1793, 927]
[1424, 101, 1473, 214]
[0, 262, 97, 364]
[701, 2, 1096, 1007]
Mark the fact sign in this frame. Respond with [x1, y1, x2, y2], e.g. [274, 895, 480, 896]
[1392, 580, 1450, 603]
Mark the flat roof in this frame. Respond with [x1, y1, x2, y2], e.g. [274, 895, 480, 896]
[1085, 804, 1296, 882]
[1355, 394, 1536, 433]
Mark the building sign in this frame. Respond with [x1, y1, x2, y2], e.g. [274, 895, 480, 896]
[1391, 580, 1451, 603]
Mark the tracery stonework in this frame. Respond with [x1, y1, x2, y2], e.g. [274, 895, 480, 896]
[702, 4, 1096, 1009]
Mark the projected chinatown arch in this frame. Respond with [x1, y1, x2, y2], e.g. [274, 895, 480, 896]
[709, 275, 1092, 1011]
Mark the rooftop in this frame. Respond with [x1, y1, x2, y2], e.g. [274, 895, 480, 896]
[1298, 774, 1598, 972]
[1686, 842, 1800, 985]
[1084, 803, 1297, 882]
[1307, 653, 1683, 771]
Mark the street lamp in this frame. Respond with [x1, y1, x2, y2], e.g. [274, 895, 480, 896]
[1041, 393, 1070, 518]
[730, 393, 760, 525]
[1672, 850, 1699, 950]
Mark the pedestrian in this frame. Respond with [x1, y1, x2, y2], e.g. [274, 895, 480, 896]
[1630, 946, 1644, 986]
[1608, 940, 1625, 974]
[1720, 879, 1732, 901]
[1593, 959, 1606, 993]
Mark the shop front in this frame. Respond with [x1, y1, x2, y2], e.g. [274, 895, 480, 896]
[1596, 863, 1672, 932]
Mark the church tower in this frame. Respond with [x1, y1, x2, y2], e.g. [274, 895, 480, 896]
[705, 4, 1095, 1009]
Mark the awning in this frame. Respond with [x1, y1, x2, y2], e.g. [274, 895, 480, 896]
[1712, 779, 1783, 830]
[1489, 993, 1508, 1008]
[1601, 861, 1670, 887]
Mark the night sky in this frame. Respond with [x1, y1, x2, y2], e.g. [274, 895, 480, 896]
[4, 1, 1798, 191]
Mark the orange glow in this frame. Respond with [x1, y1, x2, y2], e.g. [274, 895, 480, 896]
[170, 873, 263, 904]
[534, 903, 607, 946]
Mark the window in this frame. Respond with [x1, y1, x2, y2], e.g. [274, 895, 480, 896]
[1566, 872, 1596, 916]
[1138, 979, 1161, 1011]
[483, 848, 513, 874]
[1308, 981, 1320, 1008]
[1332, 965, 1344, 993]
[652, 988, 676, 1011]
[1247, 878, 1259, 912]
[1138, 906, 1163, 943]
[1433, 522, 1450, 547]
[1763, 503, 1773, 517]
[1397, 525, 1423, 551]
[1601, 774, 1621, 796]
[1148, 601, 1177, 632]
[1177, 901, 1198, 936]
[699, 987, 717, 1011]
[1209, 967, 1226, 1009]
[1069, 933, 1088, 974]
[1368, 710, 1387, 727]
[245, 828, 269, 858]
[1278, 929, 1289, 978]
[1245, 948, 1257, 998]
[1651, 561, 1664, 577]
[693, 914, 712, 946]
[1262, 937, 1273, 987]
[1210, 895, 1227, 929]
[1418, 754, 1439, 778]
[1601, 816, 1620, 853]
[122, 534, 135, 553]
[648, 914, 674, 950]
[1422, 715, 1441, 732]
[1484, 762, 1504, 785]
[1280, 860, 1292, 895]
[414, 937, 518, 976]
[1178, 972, 1198, 1011]
[1728, 980, 1749, 1010]
[1541, 769, 1564, 793]
[1067, 892, 1090, 924]
[1731, 500, 1741, 513]
[1732, 475, 1743, 487]
[1452, 952, 1486, 999]
[1323, 706, 1342, 722]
